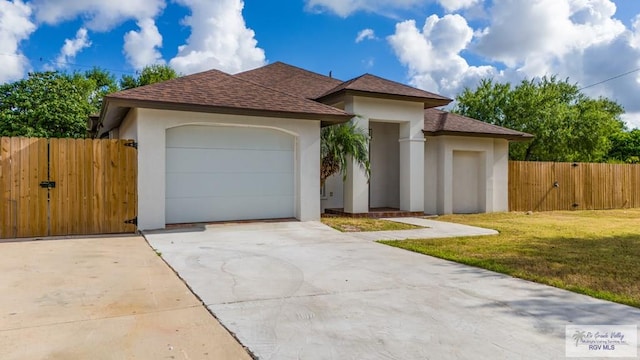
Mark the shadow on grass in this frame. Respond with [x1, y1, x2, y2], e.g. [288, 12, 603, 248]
[468, 282, 640, 340]
[381, 233, 640, 308]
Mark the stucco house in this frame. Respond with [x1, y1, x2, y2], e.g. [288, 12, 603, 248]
[96, 62, 532, 230]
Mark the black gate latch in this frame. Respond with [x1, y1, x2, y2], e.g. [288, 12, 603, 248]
[40, 181, 56, 189]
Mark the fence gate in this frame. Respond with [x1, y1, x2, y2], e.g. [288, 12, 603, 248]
[0, 137, 137, 239]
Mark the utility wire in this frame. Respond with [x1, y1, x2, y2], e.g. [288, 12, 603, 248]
[579, 67, 640, 91]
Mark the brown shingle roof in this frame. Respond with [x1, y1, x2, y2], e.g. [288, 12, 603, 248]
[235, 61, 343, 99]
[99, 68, 352, 134]
[424, 109, 533, 141]
[316, 74, 452, 108]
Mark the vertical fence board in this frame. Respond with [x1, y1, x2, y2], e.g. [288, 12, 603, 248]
[0, 138, 11, 238]
[108, 140, 116, 233]
[83, 139, 93, 235]
[49, 138, 61, 236]
[93, 140, 105, 234]
[36, 139, 48, 236]
[10, 138, 20, 237]
[510, 161, 640, 211]
[124, 141, 137, 233]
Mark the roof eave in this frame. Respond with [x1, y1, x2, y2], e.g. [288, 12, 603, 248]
[423, 130, 535, 142]
[98, 97, 352, 136]
[316, 89, 452, 108]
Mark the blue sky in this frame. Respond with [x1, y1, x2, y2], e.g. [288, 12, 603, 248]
[2, 0, 640, 127]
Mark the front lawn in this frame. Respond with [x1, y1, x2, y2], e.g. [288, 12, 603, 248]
[322, 217, 422, 232]
[381, 210, 640, 307]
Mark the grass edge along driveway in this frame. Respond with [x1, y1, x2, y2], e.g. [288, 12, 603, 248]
[381, 210, 640, 308]
[321, 217, 422, 232]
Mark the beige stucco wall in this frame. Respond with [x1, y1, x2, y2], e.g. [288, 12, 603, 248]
[424, 135, 509, 215]
[321, 173, 344, 211]
[118, 108, 321, 230]
[119, 108, 138, 140]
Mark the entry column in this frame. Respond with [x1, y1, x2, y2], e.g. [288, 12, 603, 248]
[399, 121, 425, 212]
[343, 116, 369, 214]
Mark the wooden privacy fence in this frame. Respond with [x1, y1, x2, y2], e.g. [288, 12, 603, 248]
[509, 161, 640, 212]
[0, 137, 137, 239]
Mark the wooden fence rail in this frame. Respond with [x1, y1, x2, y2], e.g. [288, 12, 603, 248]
[0, 137, 137, 239]
[509, 161, 640, 212]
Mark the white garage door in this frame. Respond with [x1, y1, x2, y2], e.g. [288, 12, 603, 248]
[166, 125, 295, 224]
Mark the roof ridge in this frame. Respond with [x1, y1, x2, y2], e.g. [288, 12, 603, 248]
[230, 70, 351, 115]
[316, 72, 452, 104]
[238, 61, 342, 83]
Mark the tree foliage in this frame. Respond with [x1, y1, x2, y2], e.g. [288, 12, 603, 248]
[454, 77, 626, 162]
[321, 121, 370, 186]
[607, 129, 640, 163]
[84, 67, 118, 113]
[120, 64, 179, 90]
[0, 72, 95, 138]
[0, 64, 180, 138]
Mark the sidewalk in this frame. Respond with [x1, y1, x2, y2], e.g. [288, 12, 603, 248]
[348, 217, 498, 241]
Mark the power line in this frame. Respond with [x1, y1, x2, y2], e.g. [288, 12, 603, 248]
[579, 67, 640, 91]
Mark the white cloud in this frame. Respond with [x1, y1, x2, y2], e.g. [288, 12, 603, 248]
[474, 0, 625, 74]
[356, 28, 376, 43]
[30, 0, 165, 31]
[304, 0, 478, 17]
[388, 0, 640, 129]
[389, 15, 499, 95]
[55, 27, 91, 66]
[0, 0, 36, 83]
[169, 0, 266, 75]
[123, 18, 164, 70]
[439, 0, 480, 12]
[629, 14, 640, 49]
[621, 112, 640, 129]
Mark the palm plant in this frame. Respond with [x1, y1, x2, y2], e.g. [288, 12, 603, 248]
[320, 120, 370, 186]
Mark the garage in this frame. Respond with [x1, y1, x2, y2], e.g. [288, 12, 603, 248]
[165, 125, 295, 224]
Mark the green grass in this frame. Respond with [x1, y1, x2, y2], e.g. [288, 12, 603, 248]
[380, 209, 640, 308]
[321, 217, 423, 232]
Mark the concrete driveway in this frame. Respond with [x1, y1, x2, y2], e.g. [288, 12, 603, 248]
[0, 236, 251, 360]
[146, 221, 640, 359]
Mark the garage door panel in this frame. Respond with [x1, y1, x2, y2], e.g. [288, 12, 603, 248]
[167, 148, 294, 173]
[166, 173, 294, 198]
[167, 126, 294, 151]
[166, 195, 295, 223]
[166, 125, 295, 224]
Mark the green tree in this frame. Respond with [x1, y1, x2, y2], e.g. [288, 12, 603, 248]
[0, 71, 95, 138]
[120, 64, 179, 90]
[607, 129, 640, 163]
[454, 77, 625, 162]
[84, 67, 118, 113]
[320, 120, 370, 186]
